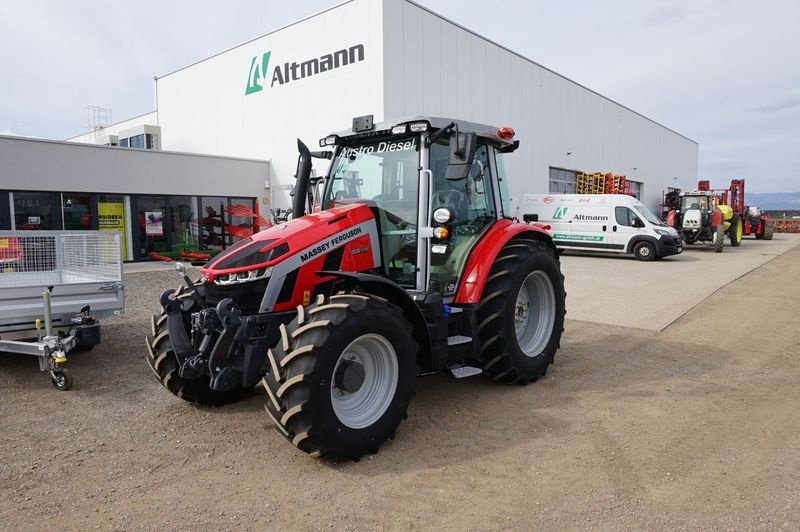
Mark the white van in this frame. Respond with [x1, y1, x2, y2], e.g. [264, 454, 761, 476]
[522, 194, 682, 261]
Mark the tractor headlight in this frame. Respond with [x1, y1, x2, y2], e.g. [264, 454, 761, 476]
[433, 207, 452, 224]
[215, 266, 273, 286]
[391, 125, 408, 135]
[409, 122, 429, 132]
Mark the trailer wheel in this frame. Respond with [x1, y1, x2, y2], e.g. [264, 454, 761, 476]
[262, 293, 416, 460]
[633, 241, 657, 261]
[713, 225, 725, 253]
[729, 215, 743, 246]
[145, 301, 249, 406]
[50, 369, 73, 391]
[475, 238, 565, 384]
[763, 223, 774, 240]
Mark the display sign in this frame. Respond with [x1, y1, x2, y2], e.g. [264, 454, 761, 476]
[145, 211, 164, 237]
[98, 202, 127, 260]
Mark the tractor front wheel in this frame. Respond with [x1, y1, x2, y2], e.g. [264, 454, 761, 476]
[713, 225, 725, 253]
[764, 222, 774, 240]
[475, 238, 566, 384]
[262, 293, 417, 460]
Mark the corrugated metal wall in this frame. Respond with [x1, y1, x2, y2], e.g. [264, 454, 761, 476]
[382, 0, 698, 213]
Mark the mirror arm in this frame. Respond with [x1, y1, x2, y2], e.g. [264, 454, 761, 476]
[426, 122, 455, 147]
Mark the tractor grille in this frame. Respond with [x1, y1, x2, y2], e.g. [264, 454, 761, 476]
[204, 278, 269, 315]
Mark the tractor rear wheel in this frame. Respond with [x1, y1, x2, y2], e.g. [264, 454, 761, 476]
[764, 222, 774, 240]
[145, 292, 249, 406]
[262, 293, 417, 460]
[713, 225, 725, 253]
[475, 238, 565, 384]
[729, 215, 743, 246]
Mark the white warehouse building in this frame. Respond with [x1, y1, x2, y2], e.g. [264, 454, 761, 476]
[67, 0, 697, 231]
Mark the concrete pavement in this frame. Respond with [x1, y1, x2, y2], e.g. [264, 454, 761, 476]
[559, 233, 800, 330]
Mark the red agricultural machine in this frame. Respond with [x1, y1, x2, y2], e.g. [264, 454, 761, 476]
[698, 179, 773, 240]
[146, 115, 566, 460]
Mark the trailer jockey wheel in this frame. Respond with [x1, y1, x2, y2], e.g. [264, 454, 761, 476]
[262, 293, 417, 460]
[50, 369, 73, 391]
[475, 237, 566, 384]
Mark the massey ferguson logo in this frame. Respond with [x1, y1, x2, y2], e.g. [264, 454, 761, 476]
[246, 44, 365, 95]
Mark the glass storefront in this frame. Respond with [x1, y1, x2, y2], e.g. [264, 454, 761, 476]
[2, 190, 256, 261]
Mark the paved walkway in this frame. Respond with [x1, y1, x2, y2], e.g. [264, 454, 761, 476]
[559, 233, 800, 330]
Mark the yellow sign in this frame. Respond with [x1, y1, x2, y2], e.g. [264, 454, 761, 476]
[98, 202, 127, 260]
[0, 238, 8, 249]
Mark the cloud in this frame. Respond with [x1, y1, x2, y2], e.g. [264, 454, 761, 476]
[748, 88, 800, 112]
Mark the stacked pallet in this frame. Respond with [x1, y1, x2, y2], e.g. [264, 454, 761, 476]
[576, 172, 630, 194]
[576, 172, 606, 194]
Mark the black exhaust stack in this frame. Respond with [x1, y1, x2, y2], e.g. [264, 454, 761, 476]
[292, 139, 312, 218]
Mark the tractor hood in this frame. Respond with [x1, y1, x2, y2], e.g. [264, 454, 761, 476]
[200, 203, 379, 283]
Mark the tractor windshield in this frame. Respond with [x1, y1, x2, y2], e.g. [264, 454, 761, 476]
[325, 137, 421, 287]
[681, 195, 709, 212]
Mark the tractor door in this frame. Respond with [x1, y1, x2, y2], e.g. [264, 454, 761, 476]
[429, 141, 497, 295]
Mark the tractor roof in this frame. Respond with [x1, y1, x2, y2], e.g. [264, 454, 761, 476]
[324, 115, 518, 149]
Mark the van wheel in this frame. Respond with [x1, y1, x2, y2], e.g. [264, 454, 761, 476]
[633, 241, 656, 261]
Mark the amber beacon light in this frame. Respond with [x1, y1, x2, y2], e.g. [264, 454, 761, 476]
[497, 127, 515, 140]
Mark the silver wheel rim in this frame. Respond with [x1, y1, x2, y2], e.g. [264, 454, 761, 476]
[514, 271, 556, 357]
[639, 245, 651, 258]
[331, 333, 398, 429]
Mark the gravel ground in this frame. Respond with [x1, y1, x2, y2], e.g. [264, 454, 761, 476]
[1, 247, 799, 530]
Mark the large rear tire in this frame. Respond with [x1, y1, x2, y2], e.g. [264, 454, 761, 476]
[475, 238, 566, 384]
[729, 215, 743, 246]
[145, 292, 249, 406]
[262, 294, 417, 460]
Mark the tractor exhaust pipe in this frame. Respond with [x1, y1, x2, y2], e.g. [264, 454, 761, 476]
[292, 139, 312, 219]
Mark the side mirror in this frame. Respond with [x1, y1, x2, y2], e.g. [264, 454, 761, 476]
[445, 132, 477, 180]
[632, 217, 644, 228]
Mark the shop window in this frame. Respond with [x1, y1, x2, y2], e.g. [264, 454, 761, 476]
[136, 196, 167, 257]
[200, 197, 228, 251]
[63, 194, 93, 230]
[168, 196, 199, 252]
[98, 194, 128, 260]
[13, 192, 58, 230]
[549, 167, 577, 194]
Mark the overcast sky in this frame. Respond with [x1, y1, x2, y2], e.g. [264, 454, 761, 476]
[1, 0, 798, 193]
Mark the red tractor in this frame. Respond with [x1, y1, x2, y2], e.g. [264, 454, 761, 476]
[146, 116, 566, 460]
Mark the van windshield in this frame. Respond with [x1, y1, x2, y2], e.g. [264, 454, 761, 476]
[634, 206, 664, 226]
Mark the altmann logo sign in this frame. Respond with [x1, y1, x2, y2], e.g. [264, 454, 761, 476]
[245, 44, 365, 95]
[553, 207, 569, 220]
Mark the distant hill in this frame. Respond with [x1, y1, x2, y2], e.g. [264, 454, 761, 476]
[745, 192, 800, 210]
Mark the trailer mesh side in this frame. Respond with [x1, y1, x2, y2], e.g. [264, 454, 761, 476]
[0, 231, 122, 289]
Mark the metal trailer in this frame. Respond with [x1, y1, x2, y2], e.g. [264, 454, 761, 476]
[0, 231, 124, 390]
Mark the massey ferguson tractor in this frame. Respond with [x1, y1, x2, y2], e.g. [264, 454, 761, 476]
[146, 116, 566, 460]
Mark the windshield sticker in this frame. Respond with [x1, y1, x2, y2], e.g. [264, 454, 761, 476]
[341, 138, 416, 159]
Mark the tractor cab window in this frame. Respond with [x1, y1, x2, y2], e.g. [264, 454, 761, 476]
[429, 141, 497, 295]
[325, 138, 420, 287]
[681, 196, 709, 212]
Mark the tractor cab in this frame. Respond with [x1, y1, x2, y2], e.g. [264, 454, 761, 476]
[314, 116, 518, 296]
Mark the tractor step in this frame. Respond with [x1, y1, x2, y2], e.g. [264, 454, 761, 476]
[448, 363, 483, 379]
[447, 335, 472, 346]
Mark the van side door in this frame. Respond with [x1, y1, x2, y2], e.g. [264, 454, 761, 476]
[610, 206, 644, 251]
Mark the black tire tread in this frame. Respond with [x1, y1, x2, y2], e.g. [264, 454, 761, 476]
[262, 293, 415, 460]
[475, 236, 566, 385]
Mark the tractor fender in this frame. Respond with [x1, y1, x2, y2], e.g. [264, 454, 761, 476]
[710, 209, 723, 229]
[453, 220, 555, 305]
[316, 270, 432, 367]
